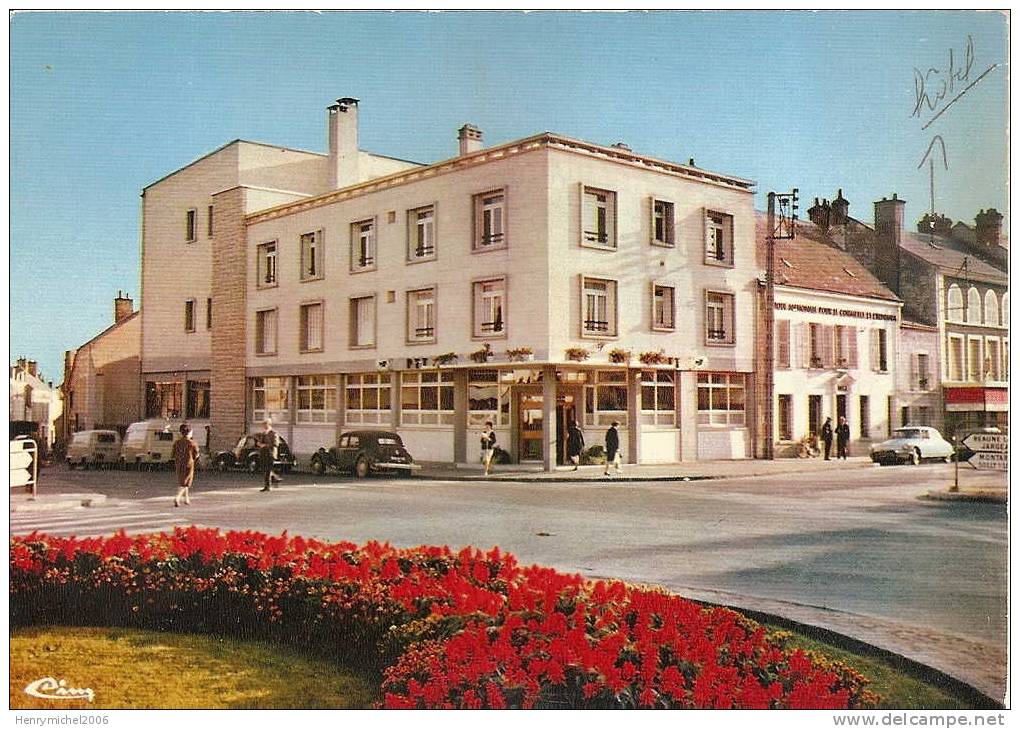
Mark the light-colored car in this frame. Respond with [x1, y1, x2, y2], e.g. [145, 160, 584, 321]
[119, 420, 176, 469]
[66, 429, 121, 469]
[870, 426, 954, 466]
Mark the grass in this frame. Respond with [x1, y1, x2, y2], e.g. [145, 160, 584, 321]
[10, 626, 378, 709]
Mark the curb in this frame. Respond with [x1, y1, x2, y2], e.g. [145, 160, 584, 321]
[10, 494, 108, 513]
[924, 489, 1007, 504]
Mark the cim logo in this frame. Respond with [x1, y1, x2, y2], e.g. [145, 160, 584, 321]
[24, 677, 95, 703]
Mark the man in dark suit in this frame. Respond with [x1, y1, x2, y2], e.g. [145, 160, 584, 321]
[836, 416, 851, 460]
[258, 419, 282, 492]
[821, 417, 834, 460]
[604, 421, 621, 477]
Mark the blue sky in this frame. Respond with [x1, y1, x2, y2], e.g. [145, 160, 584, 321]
[10, 10, 1008, 382]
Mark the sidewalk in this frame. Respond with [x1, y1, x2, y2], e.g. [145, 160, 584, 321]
[10, 491, 107, 512]
[414, 456, 875, 482]
[925, 471, 1008, 504]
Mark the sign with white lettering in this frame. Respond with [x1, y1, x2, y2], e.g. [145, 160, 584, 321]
[961, 433, 1008, 453]
[10, 439, 37, 490]
[774, 301, 898, 322]
[969, 451, 1008, 471]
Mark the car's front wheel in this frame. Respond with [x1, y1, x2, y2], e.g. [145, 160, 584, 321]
[355, 456, 370, 479]
[910, 448, 921, 466]
[215, 456, 231, 473]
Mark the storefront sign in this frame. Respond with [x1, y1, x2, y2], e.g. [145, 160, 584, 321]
[774, 302, 898, 321]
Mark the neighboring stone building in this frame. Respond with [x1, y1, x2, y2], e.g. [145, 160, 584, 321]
[896, 320, 943, 432]
[141, 97, 761, 468]
[61, 293, 141, 440]
[9, 358, 62, 447]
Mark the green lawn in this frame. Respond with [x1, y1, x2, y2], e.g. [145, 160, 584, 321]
[10, 626, 377, 709]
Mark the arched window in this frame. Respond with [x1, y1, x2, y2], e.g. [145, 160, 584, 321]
[967, 287, 981, 324]
[984, 290, 999, 327]
[1003, 293, 1010, 329]
[947, 284, 963, 323]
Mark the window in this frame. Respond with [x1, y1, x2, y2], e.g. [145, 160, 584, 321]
[870, 329, 888, 372]
[185, 209, 197, 242]
[947, 284, 963, 323]
[967, 287, 981, 324]
[916, 406, 931, 426]
[915, 353, 931, 390]
[299, 302, 324, 353]
[184, 299, 195, 332]
[401, 370, 455, 426]
[255, 308, 278, 355]
[301, 231, 323, 281]
[859, 395, 870, 438]
[1002, 293, 1010, 328]
[251, 377, 290, 424]
[901, 406, 910, 428]
[967, 337, 982, 381]
[981, 290, 999, 327]
[206, 298, 212, 330]
[474, 190, 506, 251]
[776, 319, 791, 368]
[640, 370, 676, 427]
[584, 370, 628, 426]
[186, 381, 210, 419]
[705, 291, 735, 344]
[947, 335, 964, 381]
[651, 199, 675, 247]
[407, 287, 436, 342]
[145, 381, 183, 419]
[581, 186, 616, 249]
[777, 394, 793, 441]
[834, 325, 857, 368]
[705, 210, 733, 265]
[408, 205, 436, 261]
[808, 324, 826, 368]
[296, 375, 338, 423]
[351, 220, 376, 271]
[581, 276, 618, 337]
[468, 369, 511, 427]
[697, 373, 746, 426]
[985, 338, 1001, 380]
[652, 284, 675, 331]
[473, 279, 506, 337]
[350, 296, 376, 348]
[207, 205, 214, 237]
[257, 241, 278, 287]
[345, 373, 392, 425]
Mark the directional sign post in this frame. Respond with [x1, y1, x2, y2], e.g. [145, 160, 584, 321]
[10, 438, 38, 498]
[960, 432, 1008, 476]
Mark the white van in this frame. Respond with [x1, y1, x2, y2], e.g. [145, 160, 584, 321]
[66, 430, 121, 469]
[119, 420, 176, 469]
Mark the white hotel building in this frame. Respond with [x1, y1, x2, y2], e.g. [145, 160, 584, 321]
[141, 98, 760, 469]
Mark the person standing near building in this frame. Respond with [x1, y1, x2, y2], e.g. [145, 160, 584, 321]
[821, 417, 834, 461]
[604, 421, 622, 477]
[258, 419, 282, 492]
[566, 420, 585, 471]
[836, 416, 850, 460]
[480, 421, 497, 476]
[172, 423, 198, 508]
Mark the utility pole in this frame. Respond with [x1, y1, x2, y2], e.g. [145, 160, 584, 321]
[764, 189, 798, 460]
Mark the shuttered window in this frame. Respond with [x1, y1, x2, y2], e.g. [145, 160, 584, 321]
[776, 319, 791, 368]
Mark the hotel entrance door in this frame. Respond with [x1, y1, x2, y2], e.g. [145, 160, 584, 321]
[516, 389, 579, 464]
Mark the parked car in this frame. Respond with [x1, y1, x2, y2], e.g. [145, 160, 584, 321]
[213, 433, 296, 474]
[119, 420, 176, 469]
[311, 430, 420, 478]
[870, 426, 954, 465]
[66, 429, 121, 469]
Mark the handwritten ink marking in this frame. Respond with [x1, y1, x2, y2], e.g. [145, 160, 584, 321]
[916, 135, 949, 171]
[921, 63, 999, 131]
[24, 676, 95, 702]
[912, 35, 976, 119]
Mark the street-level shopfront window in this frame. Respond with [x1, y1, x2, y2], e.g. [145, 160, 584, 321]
[186, 381, 210, 419]
[639, 370, 676, 427]
[697, 373, 746, 426]
[584, 369, 628, 426]
[345, 373, 391, 426]
[401, 371, 455, 426]
[251, 376, 290, 424]
[146, 381, 183, 419]
[297, 375, 337, 423]
[468, 369, 511, 427]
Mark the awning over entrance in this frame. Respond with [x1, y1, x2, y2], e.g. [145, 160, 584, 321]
[944, 386, 1009, 412]
[834, 372, 856, 390]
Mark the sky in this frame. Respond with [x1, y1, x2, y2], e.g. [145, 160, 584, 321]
[9, 10, 1009, 382]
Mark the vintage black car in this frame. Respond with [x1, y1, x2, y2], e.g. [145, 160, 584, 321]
[310, 430, 420, 478]
[214, 433, 296, 474]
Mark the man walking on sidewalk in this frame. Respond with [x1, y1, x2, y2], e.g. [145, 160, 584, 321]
[604, 421, 622, 477]
[258, 419, 282, 492]
[836, 416, 850, 460]
[567, 421, 585, 471]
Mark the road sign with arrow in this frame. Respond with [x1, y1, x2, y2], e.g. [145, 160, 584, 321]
[961, 432, 1008, 471]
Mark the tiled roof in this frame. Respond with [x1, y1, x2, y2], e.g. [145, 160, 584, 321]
[899, 231, 1008, 283]
[754, 213, 899, 302]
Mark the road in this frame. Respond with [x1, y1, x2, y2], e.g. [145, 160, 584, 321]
[10, 462, 1007, 698]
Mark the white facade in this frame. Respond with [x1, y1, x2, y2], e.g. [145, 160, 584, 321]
[9, 360, 62, 447]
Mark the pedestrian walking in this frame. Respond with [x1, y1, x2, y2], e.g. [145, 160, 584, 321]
[604, 421, 622, 477]
[258, 419, 282, 492]
[480, 422, 497, 476]
[172, 423, 198, 508]
[566, 421, 585, 470]
[836, 416, 850, 460]
[821, 417, 834, 461]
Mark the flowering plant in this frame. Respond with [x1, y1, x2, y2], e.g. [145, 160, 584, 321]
[10, 529, 878, 710]
[565, 347, 590, 362]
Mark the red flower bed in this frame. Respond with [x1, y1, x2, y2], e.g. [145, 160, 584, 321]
[10, 528, 877, 709]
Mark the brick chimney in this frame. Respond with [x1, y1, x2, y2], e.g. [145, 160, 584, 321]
[830, 189, 849, 227]
[114, 291, 134, 323]
[917, 212, 953, 238]
[974, 208, 1003, 248]
[873, 194, 905, 295]
[457, 124, 483, 156]
[808, 197, 831, 230]
[327, 97, 360, 189]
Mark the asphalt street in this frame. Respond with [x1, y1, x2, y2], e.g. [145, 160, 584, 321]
[10, 462, 1007, 696]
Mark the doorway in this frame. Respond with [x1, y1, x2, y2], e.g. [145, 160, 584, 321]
[808, 395, 822, 435]
[836, 394, 848, 423]
[555, 394, 577, 466]
[518, 390, 544, 462]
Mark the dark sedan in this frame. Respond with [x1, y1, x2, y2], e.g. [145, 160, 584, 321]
[310, 430, 420, 478]
[214, 434, 297, 474]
